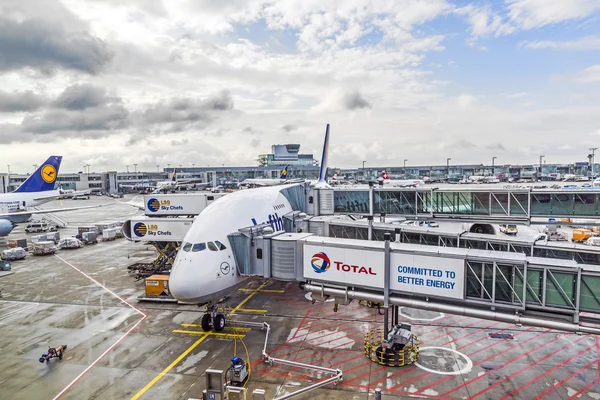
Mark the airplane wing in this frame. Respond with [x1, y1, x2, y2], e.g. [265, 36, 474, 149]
[0, 204, 103, 218]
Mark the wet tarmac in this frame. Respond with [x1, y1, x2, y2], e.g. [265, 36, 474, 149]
[1, 195, 599, 399]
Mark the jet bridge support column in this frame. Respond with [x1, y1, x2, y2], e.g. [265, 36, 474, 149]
[383, 233, 391, 338]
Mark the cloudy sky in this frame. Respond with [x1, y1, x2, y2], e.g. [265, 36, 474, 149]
[1, 0, 600, 173]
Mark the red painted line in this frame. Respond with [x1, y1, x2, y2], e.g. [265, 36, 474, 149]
[439, 330, 565, 397]
[290, 310, 310, 341]
[436, 320, 504, 347]
[421, 317, 484, 343]
[500, 343, 595, 400]
[597, 336, 600, 379]
[533, 359, 598, 400]
[52, 255, 147, 400]
[470, 335, 589, 399]
[466, 326, 536, 357]
[344, 383, 452, 400]
[407, 327, 543, 393]
[456, 324, 515, 351]
[343, 364, 387, 384]
[567, 378, 600, 399]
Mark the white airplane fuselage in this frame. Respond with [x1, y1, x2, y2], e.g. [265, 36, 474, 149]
[380, 179, 425, 187]
[169, 184, 296, 303]
[0, 190, 60, 223]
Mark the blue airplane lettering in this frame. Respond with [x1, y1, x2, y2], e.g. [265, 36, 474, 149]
[251, 213, 283, 231]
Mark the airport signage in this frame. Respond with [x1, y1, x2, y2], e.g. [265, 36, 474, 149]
[143, 194, 225, 216]
[303, 244, 384, 288]
[129, 218, 194, 242]
[390, 253, 465, 300]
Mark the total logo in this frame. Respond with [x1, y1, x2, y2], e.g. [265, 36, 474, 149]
[310, 252, 377, 275]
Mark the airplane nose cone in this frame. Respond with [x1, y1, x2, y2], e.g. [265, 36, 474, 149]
[169, 261, 196, 302]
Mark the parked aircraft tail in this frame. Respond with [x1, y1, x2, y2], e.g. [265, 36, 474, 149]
[13, 156, 62, 193]
[317, 124, 330, 183]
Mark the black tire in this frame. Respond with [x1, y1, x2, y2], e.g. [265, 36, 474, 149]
[39, 358, 45, 363]
[201, 314, 211, 331]
[213, 314, 225, 332]
[58, 351, 63, 360]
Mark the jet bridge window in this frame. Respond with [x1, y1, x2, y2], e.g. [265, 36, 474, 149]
[207, 242, 218, 251]
[182, 242, 192, 252]
[192, 243, 206, 252]
[215, 241, 227, 250]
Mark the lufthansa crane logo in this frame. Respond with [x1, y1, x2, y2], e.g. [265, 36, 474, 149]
[220, 262, 231, 275]
[41, 164, 57, 184]
[311, 252, 331, 274]
[133, 222, 147, 237]
[147, 198, 160, 212]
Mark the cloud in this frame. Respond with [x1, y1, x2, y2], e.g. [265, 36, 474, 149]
[140, 90, 234, 127]
[0, 17, 113, 74]
[0, 89, 47, 112]
[571, 65, 600, 84]
[521, 36, 600, 50]
[52, 84, 115, 110]
[171, 138, 189, 146]
[342, 91, 371, 110]
[505, 92, 529, 99]
[281, 124, 297, 132]
[506, 0, 600, 29]
[21, 103, 129, 135]
[250, 138, 261, 148]
[486, 143, 506, 151]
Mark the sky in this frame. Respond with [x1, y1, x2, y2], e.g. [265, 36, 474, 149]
[1, 0, 600, 173]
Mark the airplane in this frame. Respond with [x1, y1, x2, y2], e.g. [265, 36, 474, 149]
[0, 156, 102, 237]
[377, 171, 424, 187]
[168, 124, 332, 332]
[119, 170, 211, 194]
[58, 188, 91, 199]
[238, 166, 303, 187]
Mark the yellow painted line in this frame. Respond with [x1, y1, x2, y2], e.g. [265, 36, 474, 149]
[237, 308, 268, 313]
[180, 324, 251, 332]
[238, 288, 285, 293]
[172, 330, 245, 338]
[230, 280, 270, 314]
[130, 333, 209, 400]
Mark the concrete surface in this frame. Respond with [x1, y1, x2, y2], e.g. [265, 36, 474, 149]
[0, 195, 599, 399]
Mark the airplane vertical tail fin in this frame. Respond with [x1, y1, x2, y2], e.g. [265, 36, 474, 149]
[280, 166, 289, 180]
[317, 124, 330, 183]
[382, 171, 390, 180]
[13, 156, 62, 193]
[172, 170, 177, 182]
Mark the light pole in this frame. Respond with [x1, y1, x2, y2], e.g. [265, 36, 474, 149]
[492, 156, 497, 176]
[6, 165, 10, 191]
[33, 164, 38, 172]
[126, 165, 129, 173]
[86, 164, 91, 174]
[156, 164, 159, 172]
[590, 148, 598, 179]
[403, 159, 408, 178]
[539, 155, 545, 180]
[446, 158, 451, 180]
[134, 164, 138, 174]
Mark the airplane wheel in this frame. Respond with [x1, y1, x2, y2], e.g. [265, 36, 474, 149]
[213, 314, 225, 332]
[201, 314, 211, 331]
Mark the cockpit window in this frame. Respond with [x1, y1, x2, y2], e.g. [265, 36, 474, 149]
[207, 242, 218, 251]
[182, 242, 192, 252]
[215, 241, 227, 250]
[192, 243, 206, 252]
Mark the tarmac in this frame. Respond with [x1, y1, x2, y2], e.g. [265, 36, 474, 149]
[0, 195, 599, 399]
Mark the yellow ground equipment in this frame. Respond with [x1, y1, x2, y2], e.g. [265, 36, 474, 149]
[573, 229, 593, 243]
[364, 324, 419, 367]
[145, 275, 170, 297]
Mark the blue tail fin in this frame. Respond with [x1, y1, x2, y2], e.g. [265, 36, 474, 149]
[318, 124, 330, 182]
[13, 156, 62, 193]
[280, 166, 289, 180]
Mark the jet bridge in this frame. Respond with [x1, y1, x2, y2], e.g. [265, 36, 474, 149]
[322, 186, 600, 224]
[228, 230, 600, 335]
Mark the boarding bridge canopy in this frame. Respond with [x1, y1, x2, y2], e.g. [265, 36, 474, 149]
[315, 218, 600, 266]
[332, 187, 600, 221]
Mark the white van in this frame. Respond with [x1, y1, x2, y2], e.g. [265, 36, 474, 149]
[585, 237, 600, 247]
[25, 223, 49, 233]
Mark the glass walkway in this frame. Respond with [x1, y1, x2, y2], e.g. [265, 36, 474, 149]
[332, 187, 600, 220]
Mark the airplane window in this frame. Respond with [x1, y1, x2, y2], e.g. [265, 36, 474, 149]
[192, 243, 206, 252]
[215, 241, 227, 250]
[207, 242, 218, 251]
[182, 242, 192, 252]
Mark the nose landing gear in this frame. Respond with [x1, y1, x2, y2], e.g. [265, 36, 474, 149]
[201, 303, 226, 332]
